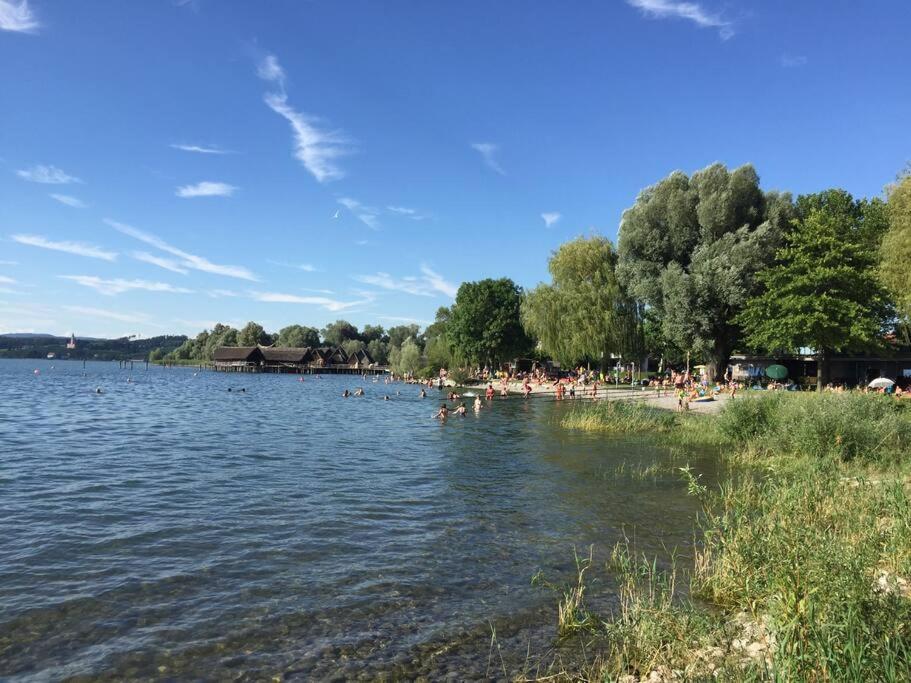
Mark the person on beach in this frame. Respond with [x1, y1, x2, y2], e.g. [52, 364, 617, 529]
[435, 403, 449, 419]
[522, 381, 532, 399]
[556, 382, 565, 400]
[591, 381, 599, 399]
[569, 383, 576, 399]
[486, 383, 495, 400]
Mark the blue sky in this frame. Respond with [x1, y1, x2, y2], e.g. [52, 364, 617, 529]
[1, 0, 909, 338]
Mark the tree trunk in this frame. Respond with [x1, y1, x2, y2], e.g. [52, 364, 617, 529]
[705, 340, 732, 383]
[817, 348, 831, 390]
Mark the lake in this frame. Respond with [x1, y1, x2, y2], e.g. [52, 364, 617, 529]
[0, 359, 716, 680]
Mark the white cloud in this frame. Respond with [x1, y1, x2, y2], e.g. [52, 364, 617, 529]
[626, 0, 734, 39]
[0, 260, 18, 265]
[250, 290, 368, 312]
[0, 275, 15, 284]
[175, 181, 236, 198]
[170, 143, 233, 154]
[266, 259, 319, 272]
[258, 54, 351, 183]
[256, 54, 285, 87]
[132, 251, 189, 274]
[0, 0, 39, 33]
[60, 275, 193, 296]
[206, 289, 240, 298]
[541, 211, 561, 228]
[470, 142, 506, 175]
[16, 165, 81, 184]
[338, 197, 380, 230]
[387, 205, 428, 220]
[378, 315, 432, 325]
[11, 234, 117, 261]
[354, 265, 457, 299]
[780, 54, 808, 68]
[50, 194, 89, 209]
[106, 219, 258, 281]
[64, 305, 148, 324]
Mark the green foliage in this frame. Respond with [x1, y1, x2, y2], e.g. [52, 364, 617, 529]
[389, 337, 422, 375]
[320, 319, 359, 346]
[276, 324, 320, 348]
[148, 347, 164, 362]
[386, 324, 421, 350]
[238, 321, 269, 347]
[341, 339, 366, 356]
[447, 278, 531, 365]
[617, 163, 794, 379]
[360, 324, 386, 343]
[522, 235, 643, 367]
[880, 174, 911, 319]
[562, 399, 679, 434]
[366, 338, 389, 365]
[737, 190, 893, 385]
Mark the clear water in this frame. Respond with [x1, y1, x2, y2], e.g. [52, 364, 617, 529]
[0, 359, 717, 680]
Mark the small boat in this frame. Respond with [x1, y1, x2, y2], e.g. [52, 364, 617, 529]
[46, 352, 56, 359]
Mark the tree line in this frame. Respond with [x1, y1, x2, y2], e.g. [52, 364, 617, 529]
[162, 163, 911, 385]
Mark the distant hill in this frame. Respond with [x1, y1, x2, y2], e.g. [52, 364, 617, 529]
[0, 334, 188, 361]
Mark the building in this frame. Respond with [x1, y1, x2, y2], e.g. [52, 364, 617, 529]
[213, 345, 381, 374]
[729, 352, 911, 387]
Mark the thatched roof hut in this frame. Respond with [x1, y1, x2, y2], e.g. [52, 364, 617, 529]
[213, 346, 264, 363]
[260, 346, 312, 364]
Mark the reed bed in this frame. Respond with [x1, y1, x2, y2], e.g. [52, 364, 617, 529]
[538, 391, 911, 681]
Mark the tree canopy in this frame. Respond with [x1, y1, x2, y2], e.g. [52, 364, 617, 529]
[276, 324, 320, 348]
[320, 320, 360, 346]
[880, 173, 911, 320]
[447, 278, 531, 366]
[522, 235, 642, 368]
[617, 163, 794, 379]
[737, 189, 893, 386]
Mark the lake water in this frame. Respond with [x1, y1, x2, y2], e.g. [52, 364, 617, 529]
[0, 359, 717, 680]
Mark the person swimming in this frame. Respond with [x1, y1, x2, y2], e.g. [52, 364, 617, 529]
[434, 403, 449, 419]
[384, 395, 390, 401]
[354, 387, 364, 396]
[343, 389, 350, 398]
[420, 388, 427, 398]
[455, 402, 467, 416]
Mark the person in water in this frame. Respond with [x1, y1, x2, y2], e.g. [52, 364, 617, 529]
[354, 387, 364, 396]
[455, 402, 467, 416]
[343, 389, 350, 398]
[473, 395, 482, 412]
[485, 383, 495, 400]
[420, 388, 427, 398]
[434, 403, 449, 419]
[384, 395, 390, 401]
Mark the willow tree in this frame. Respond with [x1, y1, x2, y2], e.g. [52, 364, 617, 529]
[521, 235, 642, 369]
[880, 173, 911, 320]
[617, 163, 794, 380]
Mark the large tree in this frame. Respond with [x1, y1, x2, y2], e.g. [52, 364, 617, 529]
[737, 189, 893, 387]
[276, 324, 320, 348]
[447, 278, 531, 366]
[320, 320, 359, 346]
[880, 173, 911, 320]
[522, 235, 642, 369]
[238, 321, 269, 347]
[617, 163, 793, 380]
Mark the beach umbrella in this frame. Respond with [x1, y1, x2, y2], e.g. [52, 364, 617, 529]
[765, 364, 788, 380]
[868, 377, 895, 389]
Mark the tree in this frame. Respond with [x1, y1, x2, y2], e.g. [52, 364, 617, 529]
[238, 321, 269, 347]
[341, 339, 366, 356]
[424, 306, 453, 371]
[617, 163, 794, 380]
[276, 324, 320, 348]
[360, 324, 386, 343]
[522, 236, 642, 369]
[320, 320, 359, 346]
[880, 173, 911, 319]
[390, 337, 422, 376]
[737, 189, 893, 387]
[148, 348, 164, 362]
[447, 278, 531, 366]
[367, 338, 389, 365]
[387, 324, 421, 350]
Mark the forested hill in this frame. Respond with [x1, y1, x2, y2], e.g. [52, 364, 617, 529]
[0, 334, 187, 361]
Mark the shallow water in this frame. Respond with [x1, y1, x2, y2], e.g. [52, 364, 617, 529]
[0, 359, 717, 680]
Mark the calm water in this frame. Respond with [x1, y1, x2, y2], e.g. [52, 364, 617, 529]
[0, 359, 717, 681]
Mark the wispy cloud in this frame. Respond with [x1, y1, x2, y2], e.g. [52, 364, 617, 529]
[626, 0, 734, 40]
[470, 142, 506, 175]
[250, 290, 369, 312]
[378, 315, 432, 325]
[11, 234, 117, 261]
[175, 181, 236, 198]
[132, 251, 189, 274]
[107, 219, 258, 281]
[354, 265, 457, 298]
[338, 197, 380, 230]
[64, 305, 149, 324]
[0, 260, 18, 265]
[170, 143, 233, 155]
[266, 259, 319, 272]
[258, 54, 352, 183]
[0, 275, 15, 285]
[206, 289, 240, 298]
[0, 0, 39, 33]
[387, 205, 429, 221]
[780, 54, 808, 68]
[50, 194, 89, 208]
[541, 212, 561, 228]
[17, 165, 81, 184]
[60, 275, 193, 296]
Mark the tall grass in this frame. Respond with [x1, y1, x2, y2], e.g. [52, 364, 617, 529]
[561, 400, 678, 435]
[543, 392, 911, 680]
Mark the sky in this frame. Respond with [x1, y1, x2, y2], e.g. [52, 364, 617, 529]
[1, 0, 909, 339]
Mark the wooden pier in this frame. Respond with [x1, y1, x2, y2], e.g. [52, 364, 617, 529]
[212, 345, 387, 375]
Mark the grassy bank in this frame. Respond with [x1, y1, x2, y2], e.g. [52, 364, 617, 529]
[541, 393, 911, 680]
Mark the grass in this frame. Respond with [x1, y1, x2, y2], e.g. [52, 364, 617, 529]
[536, 392, 911, 681]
